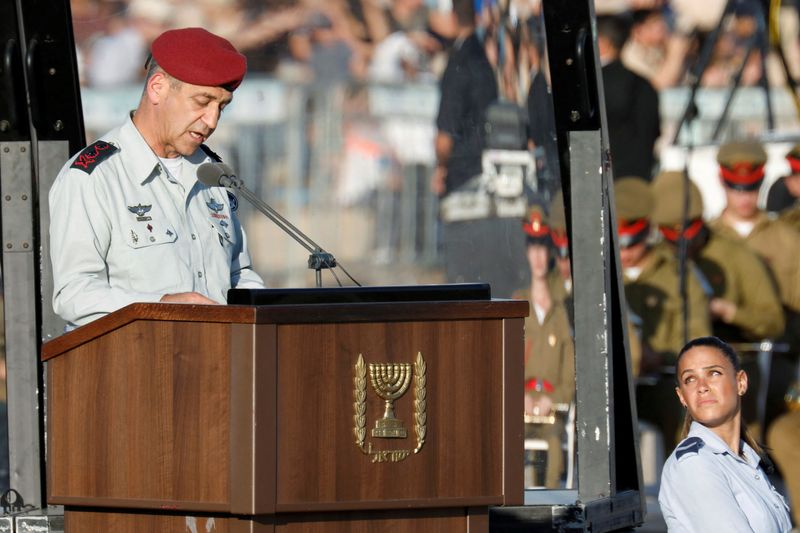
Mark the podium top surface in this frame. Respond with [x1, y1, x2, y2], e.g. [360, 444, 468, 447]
[41, 287, 528, 361]
[227, 283, 491, 305]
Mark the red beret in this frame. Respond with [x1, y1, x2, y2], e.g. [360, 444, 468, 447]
[151, 28, 246, 91]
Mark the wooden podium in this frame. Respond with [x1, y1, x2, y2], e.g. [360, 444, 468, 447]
[41, 298, 527, 532]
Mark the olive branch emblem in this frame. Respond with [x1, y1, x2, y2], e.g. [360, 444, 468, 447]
[353, 352, 427, 462]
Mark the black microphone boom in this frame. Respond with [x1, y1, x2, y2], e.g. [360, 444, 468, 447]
[197, 162, 359, 288]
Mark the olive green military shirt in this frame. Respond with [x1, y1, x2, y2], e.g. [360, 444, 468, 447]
[778, 205, 800, 234]
[695, 231, 784, 340]
[514, 289, 575, 405]
[623, 243, 712, 360]
[710, 212, 800, 313]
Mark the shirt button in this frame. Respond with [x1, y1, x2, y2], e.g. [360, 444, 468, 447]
[191, 234, 197, 240]
[754, 475, 760, 480]
[197, 272, 203, 278]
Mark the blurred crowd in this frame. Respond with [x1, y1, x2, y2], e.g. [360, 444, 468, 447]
[72, 0, 800, 95]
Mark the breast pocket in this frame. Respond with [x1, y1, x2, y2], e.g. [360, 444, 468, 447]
[125, 220, 178, 249]
[122, 220, 181, 289]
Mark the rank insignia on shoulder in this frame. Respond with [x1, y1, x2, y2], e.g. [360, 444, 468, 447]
[127, 203, 152, 221]
[71, 141, 119, 174]
[227, 191, 238, 212]
[675, 436, 704, 460]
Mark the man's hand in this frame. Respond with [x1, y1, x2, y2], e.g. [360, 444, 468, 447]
[525, 393, 553, 417]
[160, 292, 219, 305]
[709, 297, 737, 323]
[431, 164, 447, 197]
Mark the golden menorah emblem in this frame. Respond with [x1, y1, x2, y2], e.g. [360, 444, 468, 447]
[368, 362, 413, 438]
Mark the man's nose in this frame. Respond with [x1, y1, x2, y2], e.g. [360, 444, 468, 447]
[203, 106, 220, 131]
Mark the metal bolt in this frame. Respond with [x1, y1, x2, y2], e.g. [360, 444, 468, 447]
[54, 120, 64, 131]
[570, 110, 581, 122]
[4, 195, 10, 201]
[5, 244, 11, 249]
[20, 146, 25, 152]
[22, 242, 29, 249]
[21, 195, 27, 201]
[3, 147, 8, 153]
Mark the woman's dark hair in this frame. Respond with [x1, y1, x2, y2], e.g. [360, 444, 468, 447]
[676, 336, 767, 461]
[677, 336, 741, 373]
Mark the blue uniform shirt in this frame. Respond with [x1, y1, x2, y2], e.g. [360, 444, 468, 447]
[659, 421, 792, 532]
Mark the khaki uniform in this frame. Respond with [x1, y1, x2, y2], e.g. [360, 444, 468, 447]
[711, 213, 800, 313]
[766, 410, 800, 525]
[515, 289, 575, 488]
[624, 243, 712, 361]
[778, 204, 800, 234]
[624, 243, 711, 450]
[710, 214, 800, 437]
[695, 231, 785, 340]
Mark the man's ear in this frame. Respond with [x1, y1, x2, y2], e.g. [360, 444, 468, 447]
[145, 71, 169, 104]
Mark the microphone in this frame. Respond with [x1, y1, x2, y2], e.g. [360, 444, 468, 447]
[197, 162, 359, 288]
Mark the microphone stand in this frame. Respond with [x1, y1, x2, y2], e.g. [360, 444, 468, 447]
[223, 176, 353, 288]
[677, 104, 697, 348]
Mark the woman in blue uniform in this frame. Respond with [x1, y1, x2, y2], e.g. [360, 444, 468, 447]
[658, 336, 792, 532]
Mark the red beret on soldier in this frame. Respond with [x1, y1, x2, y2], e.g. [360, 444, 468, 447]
[149, 27, 247, 91]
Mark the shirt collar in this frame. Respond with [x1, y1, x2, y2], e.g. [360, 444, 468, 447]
[117, 114, 214, 187]
[688, 421, 760, 466]
[117, 114, 162, 185]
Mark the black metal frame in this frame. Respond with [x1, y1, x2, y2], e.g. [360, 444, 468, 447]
[1, 0, 83, 510]
[490, 0, 644, 530]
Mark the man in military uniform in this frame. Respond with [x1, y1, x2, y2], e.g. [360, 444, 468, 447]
[615, 177, 711, 450]
[651, 170, 786, 439]
[514, 205, 575, 488]
[709, 139, 800, 435]
[766, 142, 800, 230]
[711, 141, 800, 320]
[651, 170, 784, 342]
[767, 409, 800, 526]
[49, 28, 265, 328]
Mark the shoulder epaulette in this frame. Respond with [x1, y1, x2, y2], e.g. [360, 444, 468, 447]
[70, 141, 118, 174]
[675, 436, 704, 460]
[200, 144, 223, 162]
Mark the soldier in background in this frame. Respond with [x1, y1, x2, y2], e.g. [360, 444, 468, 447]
[767, 408, 800, 527]
[651, 170, 785, 343]
[515, 205, 575, 489]
[710, 141, 800, 324]
[709, 140, 800, 435]
[615, 177, 711, 450]
[766, 142, 800, 231]
[651, 170, 785, 439]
